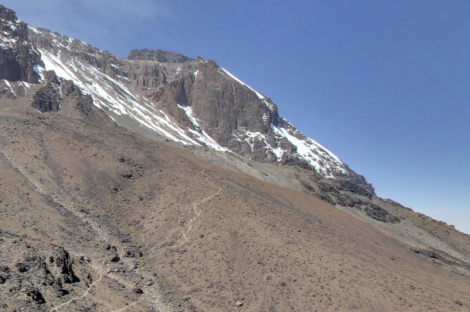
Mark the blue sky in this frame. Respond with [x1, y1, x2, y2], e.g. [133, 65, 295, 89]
[3, 0, 469, 234]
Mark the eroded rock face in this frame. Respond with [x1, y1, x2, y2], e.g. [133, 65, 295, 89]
[46, 247, 76, 284]
[364, 204, 401, 223]
[0, 5, 42, 83]
[32, 71, 62, 112]
[31, 70, 114, 127]
[128, 49, 193, 63]
[29, 27, 126, 81]
[8, 248, 77, 305]
[190, 60, 274, 142]
[135, 65, 167, 88]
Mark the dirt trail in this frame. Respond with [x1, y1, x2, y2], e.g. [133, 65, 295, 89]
[181, 188, 222, 242]
[154, 186, 222, 256]
[110, 299, 142, 312]
[49, 274, 103, 312]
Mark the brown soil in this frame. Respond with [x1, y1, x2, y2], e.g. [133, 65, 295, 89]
[0, 103, 469, 311]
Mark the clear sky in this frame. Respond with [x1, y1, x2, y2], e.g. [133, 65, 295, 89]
[3, 0, 469, 234]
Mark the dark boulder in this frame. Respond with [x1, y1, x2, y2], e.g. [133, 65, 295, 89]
[364, 204, 400, 223]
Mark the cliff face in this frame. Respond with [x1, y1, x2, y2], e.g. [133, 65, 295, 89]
[139, 57, 374, 192]
[0, 5, 42, 83]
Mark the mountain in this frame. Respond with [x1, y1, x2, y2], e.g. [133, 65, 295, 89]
[0, 5, 469, 311]
[25, 20, 372, 192]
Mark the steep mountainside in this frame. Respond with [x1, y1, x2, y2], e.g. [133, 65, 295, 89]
[1, 5, 469, 312]
[23, 20, 372, 192]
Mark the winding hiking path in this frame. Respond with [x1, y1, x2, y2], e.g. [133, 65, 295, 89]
[181, 188, 222, 242]
[154, 187, 222, 256]
[49, 274, 103, 311]
[111, 299, 142, 312]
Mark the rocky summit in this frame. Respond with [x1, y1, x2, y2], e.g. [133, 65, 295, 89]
[0, 4, 469, 312]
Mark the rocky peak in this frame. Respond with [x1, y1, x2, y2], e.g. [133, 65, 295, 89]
[0, 5, 17, 22]
[128, 49, 193, 63]
[0, 7, 27, 41]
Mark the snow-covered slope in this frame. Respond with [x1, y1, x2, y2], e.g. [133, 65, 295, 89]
[29, 26, 228, 151]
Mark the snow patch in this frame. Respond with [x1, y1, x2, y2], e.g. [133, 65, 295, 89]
[270, 124, 347, 178]
[3, 80, 16, 96]
[178, 105, 228, 152]
[242, 131, 285, 160]
[20, 81, 30, 90]
[28, 25, 42, 35]
[262, 112, 269, 124]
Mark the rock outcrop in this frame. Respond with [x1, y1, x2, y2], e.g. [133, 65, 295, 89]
[128, 49, 193, 63]
[32, 71, 62, 112]
[0, 5, 42, 83]
[0, 235, 79, 310]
